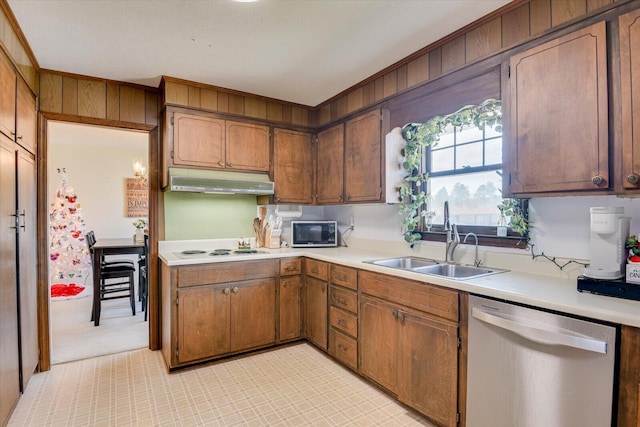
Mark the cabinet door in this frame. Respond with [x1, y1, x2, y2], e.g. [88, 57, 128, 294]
[225, 121, 270, 172]
[344, 110, 382, 202]
[316, 124, 344, 204]
[230, 278, 276, 352]
[279, 275, 301, 341]
[173, 112, 225, 168]
[273, 128, 314, 204]
[0, 52, 15, 141]
[0, 138, 19, 426]
[177, 284, 230, 363]
[360, 295, 399, 393]
[17, 148, 38, 391]
[509, 22, 608, 194]
[398, 310, 458, 427]
[620, 10, 640, 190]
[304, 276, 327, 350]
[16, 79, 36, 154]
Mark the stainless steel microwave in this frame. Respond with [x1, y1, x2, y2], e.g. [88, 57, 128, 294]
[291, 221, 337, 247]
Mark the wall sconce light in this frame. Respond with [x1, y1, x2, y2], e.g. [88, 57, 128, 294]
[133, 159, 147, 179]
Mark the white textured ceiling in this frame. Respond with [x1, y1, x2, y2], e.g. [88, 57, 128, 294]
[8, 0, 510, 106]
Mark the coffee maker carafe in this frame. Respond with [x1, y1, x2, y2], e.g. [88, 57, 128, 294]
[583, 207, 630, 280]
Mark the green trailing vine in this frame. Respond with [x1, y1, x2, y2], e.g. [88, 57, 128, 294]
[399, 99, 528, 244]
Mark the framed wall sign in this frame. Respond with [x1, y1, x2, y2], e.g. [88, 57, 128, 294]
[125, 178, 148, 217]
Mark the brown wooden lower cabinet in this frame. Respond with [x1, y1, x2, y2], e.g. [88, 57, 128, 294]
[177, 278, 276, 364]
[161, 260, 279, 369]
[618, 325, 640, 427]
[360, 294, 459, 427]
[279, 275, 301, 342]
[304, 276, 328, 350]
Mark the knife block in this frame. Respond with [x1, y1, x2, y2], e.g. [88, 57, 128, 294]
[265, 228, 281, 249]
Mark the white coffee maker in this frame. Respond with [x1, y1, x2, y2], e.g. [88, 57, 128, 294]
[583, 207, 630, 280]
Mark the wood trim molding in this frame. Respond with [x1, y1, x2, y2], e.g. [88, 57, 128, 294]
[0, 0, 40, 70]
[36, 112, 161, 372]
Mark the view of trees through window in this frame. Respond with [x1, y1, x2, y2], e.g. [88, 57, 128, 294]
[424, 113, 504, 229]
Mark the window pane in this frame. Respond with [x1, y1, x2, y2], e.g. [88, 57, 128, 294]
[485, 138, 502, 165]
[431, 147, 454, 173]
[428, 170, 503, 226]
[485, 124, 501, 138]
[456, 141, 483, 169]
[457, 125, 483, 144]
[436, 124, 455, 148]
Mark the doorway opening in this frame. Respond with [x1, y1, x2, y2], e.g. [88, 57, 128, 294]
[47, 121, 149, 364]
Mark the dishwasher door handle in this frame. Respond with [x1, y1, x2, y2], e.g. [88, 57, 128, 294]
[472, 307, 608, 354]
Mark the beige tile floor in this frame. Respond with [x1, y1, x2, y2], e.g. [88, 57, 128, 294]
[9, 343, 434, 426]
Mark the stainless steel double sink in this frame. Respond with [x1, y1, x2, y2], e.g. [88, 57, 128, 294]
[363, 256, 506, 279]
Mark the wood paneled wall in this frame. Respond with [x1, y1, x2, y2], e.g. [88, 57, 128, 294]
[312, 0, 626, 127]
[162, 76, 311, 128]
[39, 71, 159, 126]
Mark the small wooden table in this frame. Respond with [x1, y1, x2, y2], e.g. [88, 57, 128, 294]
[91, 238, 144, 326]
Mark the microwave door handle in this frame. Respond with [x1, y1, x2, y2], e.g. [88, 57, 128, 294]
[471, 307, 608, 354]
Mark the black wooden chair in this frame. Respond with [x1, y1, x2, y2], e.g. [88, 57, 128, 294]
[86, 231, 134, 268]
[86, 233, 136, 326]
[137, 234, 148, 321]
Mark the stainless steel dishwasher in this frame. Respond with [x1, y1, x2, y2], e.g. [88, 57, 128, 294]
[467, 295, 617, 427]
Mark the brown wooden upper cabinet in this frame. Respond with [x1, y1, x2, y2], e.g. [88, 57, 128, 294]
[170, 110, 270, 172]
[508, 22, 609, 195]
[0, 51, 16, 143]
[344, 109, 383, 202]
[16, 79, 36, 155]
[620, 9, 640, 192]
[272, 128, 314, 204]
[316, 123, 345, 204]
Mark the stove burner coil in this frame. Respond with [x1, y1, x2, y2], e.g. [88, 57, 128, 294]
[181, 250, 206, 255]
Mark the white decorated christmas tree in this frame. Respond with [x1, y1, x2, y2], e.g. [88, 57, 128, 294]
[49, 168, 91, 297]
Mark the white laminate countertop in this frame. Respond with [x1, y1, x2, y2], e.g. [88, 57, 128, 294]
[159, 241, 640, 328]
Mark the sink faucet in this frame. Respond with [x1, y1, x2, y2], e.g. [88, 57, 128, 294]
[443, 201, 459, 263]
[463, 232, 481, 267]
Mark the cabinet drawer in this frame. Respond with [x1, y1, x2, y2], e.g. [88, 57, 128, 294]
[330, 264, 357, 290]
[330, 329, 357, 370]
[330, 285, 358, 314]
[360, 271, 458, 322]
[280, 258, 301, 276]
[306, 259, 328, 281]
[177, 260, 278, 287]
[330, 306, 357, 338]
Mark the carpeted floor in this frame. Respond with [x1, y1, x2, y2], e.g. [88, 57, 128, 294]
[50, 280, 148, 364]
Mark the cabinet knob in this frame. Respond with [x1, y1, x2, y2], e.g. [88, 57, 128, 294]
[232, 286, 239, 293]
[628, 174, 640, 185]
[222, 288, 230, 295]
[17, 135, 23, 140]
[274, 196, 280, 202]
[218, 161, 224, 167]
[227, 162, 233, 167]
[392, 309, 398, 319]
[338, 195, 343, 202]
[282, 282, 287, 288]
[321, 284, 326, 292]
[591, 175, 604, 186]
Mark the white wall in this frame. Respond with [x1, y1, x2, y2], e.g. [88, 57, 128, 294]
[325, 195, 640, 262]
[48, 122, 148, 240]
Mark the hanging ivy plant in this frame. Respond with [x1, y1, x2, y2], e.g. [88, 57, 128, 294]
[399, 99, 527, 244]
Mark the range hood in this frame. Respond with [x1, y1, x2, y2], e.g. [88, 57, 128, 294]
[167, 168, 274, 195]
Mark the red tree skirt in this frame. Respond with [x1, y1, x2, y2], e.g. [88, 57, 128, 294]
[51, 283, 85, 298]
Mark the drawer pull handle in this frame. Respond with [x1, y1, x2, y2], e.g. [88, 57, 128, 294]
[337, 344, 348, 352]
[311, 267, 319, 273]
[335, 274, 346, 281]
[333, 292, 347, 305]
[285, 265, 298, 271]
[338, 318, 347, 326]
